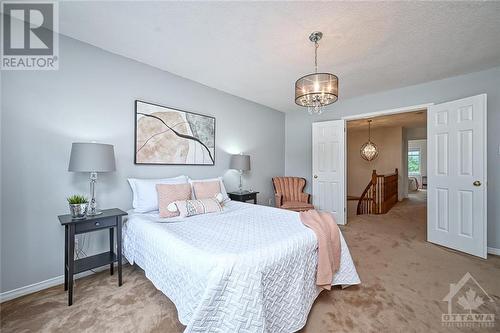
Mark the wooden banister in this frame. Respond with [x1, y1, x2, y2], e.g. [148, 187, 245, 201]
[356, 168, 398, 215]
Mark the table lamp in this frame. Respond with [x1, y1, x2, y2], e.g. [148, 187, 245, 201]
[68, 142, 116, 216]
[229, 154, 250, 193]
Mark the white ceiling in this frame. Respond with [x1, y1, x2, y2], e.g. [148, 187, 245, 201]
[58, 1, 500, 113]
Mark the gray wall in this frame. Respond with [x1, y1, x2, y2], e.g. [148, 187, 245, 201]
[0, 35, 285, 292]
[285, 66, 500, 249]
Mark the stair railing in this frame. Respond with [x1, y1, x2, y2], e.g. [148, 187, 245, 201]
[356, 168, 398, 215]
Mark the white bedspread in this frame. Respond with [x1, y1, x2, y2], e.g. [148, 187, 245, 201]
[123, 201, 360, 333]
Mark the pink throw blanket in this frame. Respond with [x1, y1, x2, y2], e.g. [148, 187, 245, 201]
[299, 210, 341, 290]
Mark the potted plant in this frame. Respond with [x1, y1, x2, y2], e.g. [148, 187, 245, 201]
[67, 194, 89, 219]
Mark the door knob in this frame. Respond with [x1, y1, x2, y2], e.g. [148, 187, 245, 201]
[314, 175, 318, 179]
[473, 180, 481, 187]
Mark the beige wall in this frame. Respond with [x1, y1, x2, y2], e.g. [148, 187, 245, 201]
[406, 126, 427, 140]
[347, 126, 403, 199]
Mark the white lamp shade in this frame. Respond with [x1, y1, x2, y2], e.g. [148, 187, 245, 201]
[229, 154, 250, 171]
[68, 143, 116, 172]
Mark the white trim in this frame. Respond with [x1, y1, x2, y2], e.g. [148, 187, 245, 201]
[0, 266, 109, 303]
[342, 103, 434, 121]
[343, 118, 347, 225]
[482, 95, 488, 259]
[488, 247, 500, 256]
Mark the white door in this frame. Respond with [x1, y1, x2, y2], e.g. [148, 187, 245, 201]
[312, 120, 346, 225]
[427, 94, 487, 258]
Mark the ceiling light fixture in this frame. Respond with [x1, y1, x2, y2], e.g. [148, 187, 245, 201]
[360, 120, 378, 161]
[295, 31, 338, 115]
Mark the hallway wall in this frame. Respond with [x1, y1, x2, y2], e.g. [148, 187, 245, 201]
[347, 126, 403, 200]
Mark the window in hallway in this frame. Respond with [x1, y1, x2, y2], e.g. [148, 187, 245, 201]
[408, 148, 421, 175]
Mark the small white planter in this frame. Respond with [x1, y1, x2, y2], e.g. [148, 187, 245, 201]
[69, 203, 88, 219]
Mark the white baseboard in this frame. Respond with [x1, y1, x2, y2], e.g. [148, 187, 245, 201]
[488, 247, 500, 256]
[0, 266, 108, 303]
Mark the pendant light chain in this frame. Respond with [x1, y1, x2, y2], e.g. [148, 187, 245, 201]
[314, 41, 319, 73]
[368, 120, 372, 141]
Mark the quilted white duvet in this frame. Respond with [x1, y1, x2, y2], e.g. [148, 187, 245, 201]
[123, 201, 360, 333]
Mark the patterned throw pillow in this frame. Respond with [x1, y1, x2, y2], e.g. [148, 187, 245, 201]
[170, 198, 223, 218]
[156, 183, 192, 218]
[191, 180, 221, 200]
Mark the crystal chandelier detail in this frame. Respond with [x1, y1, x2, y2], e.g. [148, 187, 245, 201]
[360, 120, 379, 161]
[295, 31, 338, 115]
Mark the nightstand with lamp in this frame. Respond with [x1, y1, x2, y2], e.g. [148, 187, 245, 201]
[228, 154, 259, 204]
[60, 142, 127, 306]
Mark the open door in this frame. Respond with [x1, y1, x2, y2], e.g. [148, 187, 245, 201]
[312, 120, 346, 225]
[427, 94, 487, 258]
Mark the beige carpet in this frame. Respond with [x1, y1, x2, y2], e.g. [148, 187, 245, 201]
[2, 191, 499, 332]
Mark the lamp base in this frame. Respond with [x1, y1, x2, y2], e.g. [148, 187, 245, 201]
[88, 172, 102, 217]
[87, 210, 103, 216]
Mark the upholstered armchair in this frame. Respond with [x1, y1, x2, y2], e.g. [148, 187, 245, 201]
[272, 177, 314, 212]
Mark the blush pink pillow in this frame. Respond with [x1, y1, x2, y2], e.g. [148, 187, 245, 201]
[156, 183, 192, 218]
[192, 180, 221, 199]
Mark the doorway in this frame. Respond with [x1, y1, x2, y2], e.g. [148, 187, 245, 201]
[345, 110, 428, 219]
[312, 94, 488, 258]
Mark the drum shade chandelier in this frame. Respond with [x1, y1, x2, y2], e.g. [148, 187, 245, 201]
[360, 120, 379, 161]
[295, 31, 338, 115]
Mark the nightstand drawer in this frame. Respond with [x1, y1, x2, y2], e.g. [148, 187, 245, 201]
[239, 193, 255, 201]
[228, 191, 258, 204]
[75, 217, 116, 234]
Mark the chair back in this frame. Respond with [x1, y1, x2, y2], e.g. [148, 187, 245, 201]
[272, 177, 307, 202]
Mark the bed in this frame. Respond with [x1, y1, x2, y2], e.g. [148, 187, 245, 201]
[123, 201, 360, 333]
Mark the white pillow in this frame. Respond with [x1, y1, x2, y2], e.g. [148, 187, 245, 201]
[128, 175, 187, 212]
[188, 177, 230, 202]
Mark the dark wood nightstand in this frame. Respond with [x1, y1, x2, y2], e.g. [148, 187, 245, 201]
[228, 191, 259, 204]
[58, 208, 127, 306]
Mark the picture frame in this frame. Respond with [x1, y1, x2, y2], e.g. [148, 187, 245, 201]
[134, 100, 216, 165]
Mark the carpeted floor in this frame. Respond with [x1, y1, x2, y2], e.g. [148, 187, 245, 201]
[2, 191, 499, 332]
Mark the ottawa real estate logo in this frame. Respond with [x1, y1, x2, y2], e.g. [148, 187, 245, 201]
[442, 272, 496, 328]
[1, 1, 59, 70]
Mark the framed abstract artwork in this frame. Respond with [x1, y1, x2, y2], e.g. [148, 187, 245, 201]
[134, 100, 215, 165]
